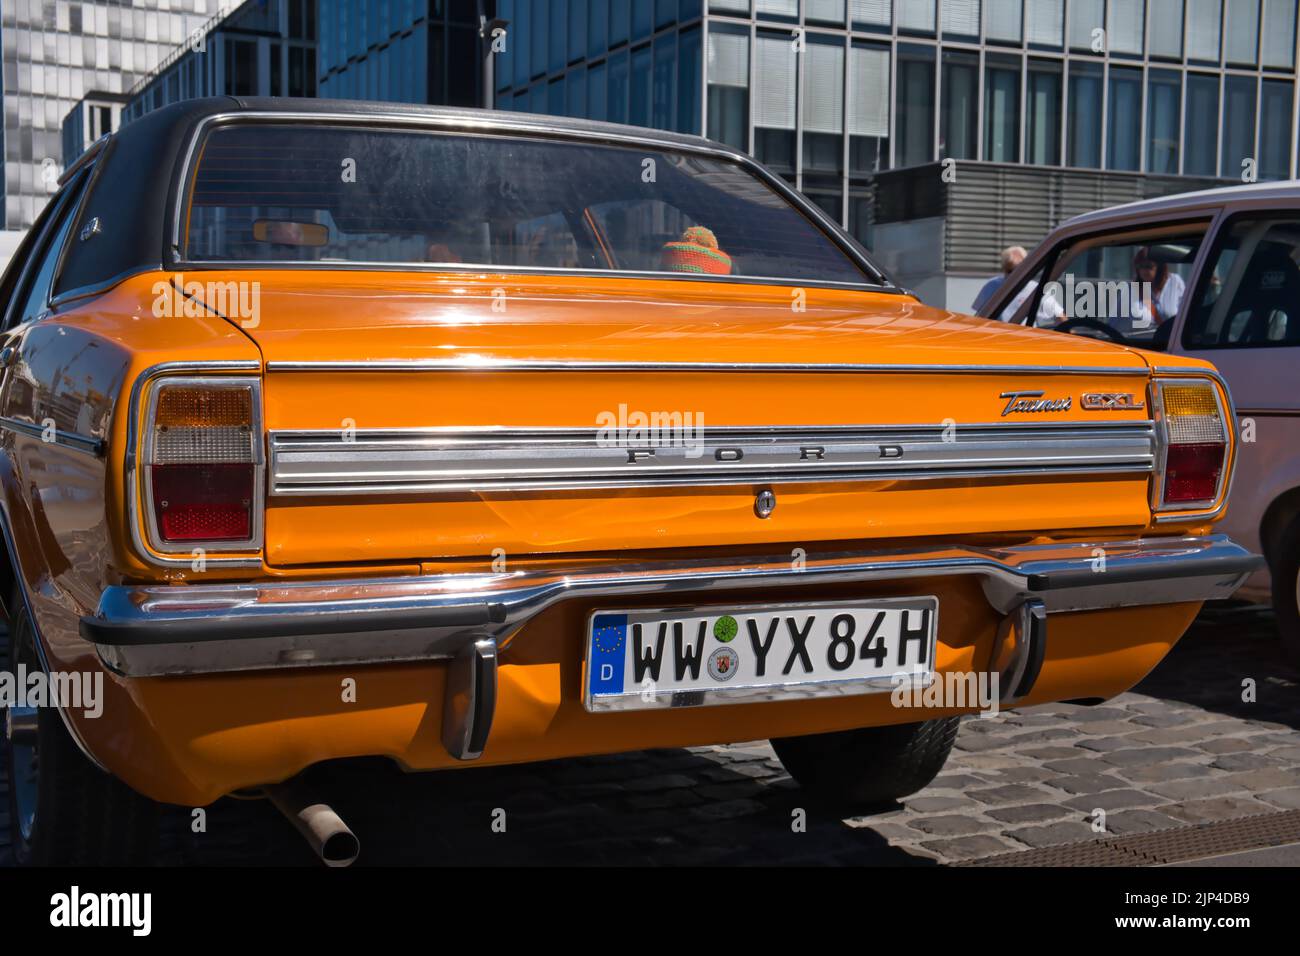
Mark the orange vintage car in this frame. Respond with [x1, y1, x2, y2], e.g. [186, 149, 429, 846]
[0, 98, 1261, 865]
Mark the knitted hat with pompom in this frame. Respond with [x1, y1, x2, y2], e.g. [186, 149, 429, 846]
[659, 226, 733, 275]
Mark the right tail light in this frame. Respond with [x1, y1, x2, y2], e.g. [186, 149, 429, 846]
[1152, 378, 1230, 513]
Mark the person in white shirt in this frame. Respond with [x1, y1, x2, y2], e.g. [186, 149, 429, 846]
[1131, 248, 1186, 329]
[998, 277, 1066, 326]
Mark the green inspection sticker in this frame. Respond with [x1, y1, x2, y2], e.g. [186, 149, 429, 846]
[713, 615, 738, 643]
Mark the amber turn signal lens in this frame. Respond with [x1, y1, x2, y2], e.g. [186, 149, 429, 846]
[154, 385, 252, 428]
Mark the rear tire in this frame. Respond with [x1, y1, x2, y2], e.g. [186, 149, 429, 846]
[1272, 518, 1300, 668]
[771, 717, 961, 810]
[3, 587, 157, 865]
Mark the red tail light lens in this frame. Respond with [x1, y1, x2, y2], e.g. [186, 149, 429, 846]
[143, 379, 261, 550]
[151, 463, 254, 541]
[1155, 380, 1229, 511]
[1164, 444, 1224, 503]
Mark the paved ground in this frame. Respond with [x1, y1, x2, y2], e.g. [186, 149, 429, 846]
[3, 604, 1298, 866]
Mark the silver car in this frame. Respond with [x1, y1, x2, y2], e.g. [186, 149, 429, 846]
[979, 182, 1300, 663]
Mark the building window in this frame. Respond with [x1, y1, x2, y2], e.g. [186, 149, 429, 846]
[589, 60, 608, 120]
[589, 0, 609, 59]
[707, 24, 749, 149]
[1149, 0, 1184, 59]
[986, 0, 1023, 43]
[225, 39, 257, 96]
[898, 0, 937, 33]
[1068, 0, 1104, 51]
[1187, 0, 1222, 62]
[1106, 0, 1145, 56]
[1262, 0, 1298, 69]
[803, 37, 845, 175]
[1067, 60, 1103, 168]
[1260, 79, 1294, 179]
[895, 44, 935, 167]
[757, 0, 800, 22]
[633, 0, 655, 39]
[608, 49, 630, 123]
[1107, 66, 1142, 170]
[1025, 0, 1064, 48]
[1184, 72, 1220, 175]
[1026, 58, 1062, 165]
[678, 26, 703, 135]
[984, 53, 1020, 163]
[550, 0, 568, 73]
[571, 0, 588, 64]
[653, 33, 677, 130]
[850, 0, 892, 30]
[849, 41, 890, 173]
[806, 0, 847, 26]
[941, 0, 981, 38]
[631, 44, 653, 127]
[532, 0, 549, 77]
[940, 49, 978, 160]
[1221, 74, 1258, 176]
[1225, 0, 1260, 65]
[1146, 69, 1181, 174]
[753, 32, 797, 174]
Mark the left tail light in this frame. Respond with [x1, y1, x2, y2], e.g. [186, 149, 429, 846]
[1151, 377, 1231, 514]
[141, 377, 262, 553]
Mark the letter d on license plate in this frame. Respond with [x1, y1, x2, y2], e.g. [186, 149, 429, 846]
[583, 596, 937, 711]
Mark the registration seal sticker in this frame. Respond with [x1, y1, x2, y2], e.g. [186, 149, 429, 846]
[708, 646, 740, 681]
[713, 615, 738, 643]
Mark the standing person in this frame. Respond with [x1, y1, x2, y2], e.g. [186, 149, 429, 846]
[972, 245, 1027, 313]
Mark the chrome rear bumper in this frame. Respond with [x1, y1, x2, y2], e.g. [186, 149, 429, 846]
[84, 534, 1260, 679]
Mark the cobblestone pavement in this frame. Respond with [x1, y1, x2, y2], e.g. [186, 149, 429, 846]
[2, 605, 1297, 866]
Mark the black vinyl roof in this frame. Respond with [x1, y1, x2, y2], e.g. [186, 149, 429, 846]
[53, 96, 880, 299]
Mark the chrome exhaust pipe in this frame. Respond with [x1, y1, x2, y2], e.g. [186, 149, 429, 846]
[266, 780, 360, 868]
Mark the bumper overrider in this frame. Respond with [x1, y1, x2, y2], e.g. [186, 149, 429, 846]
[81, 535, 1259, 761]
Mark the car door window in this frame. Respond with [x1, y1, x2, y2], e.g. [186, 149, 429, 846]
[1008, 225, 1208, 349]
[3, 172, 88, 331]
[1183, 216, 1300, 350]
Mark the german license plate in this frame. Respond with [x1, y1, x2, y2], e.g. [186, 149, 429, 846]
[584, 597, 937, 711]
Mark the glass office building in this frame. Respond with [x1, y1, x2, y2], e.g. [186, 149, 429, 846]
[316, 0, 487, 106]
[1, 0, 220, 230]
[494, 1, 1300, 305]
[121, 0, 319, 124]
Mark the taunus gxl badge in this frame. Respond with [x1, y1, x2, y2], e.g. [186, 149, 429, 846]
[1081, 392, 1146, 411]
[999, 390, 1073, 416]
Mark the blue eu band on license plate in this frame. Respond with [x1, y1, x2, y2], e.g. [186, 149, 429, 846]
[584, 597, 938, 712]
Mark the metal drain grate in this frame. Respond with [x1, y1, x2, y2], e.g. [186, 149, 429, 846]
[958, 809, 1300, 867]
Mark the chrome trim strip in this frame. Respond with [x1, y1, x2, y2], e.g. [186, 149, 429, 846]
[268, 422, 1156, 495]
[0, 417, 104, 456]
[1149, 368, 1240, 525]
[170, 111, 892, 288]
[124, 360, 262, 569]
[82, 534, 1262, 677]
[264, 360, 1151, 375]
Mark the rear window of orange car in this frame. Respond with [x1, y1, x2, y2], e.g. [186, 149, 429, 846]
[182, 124, 873, 285]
